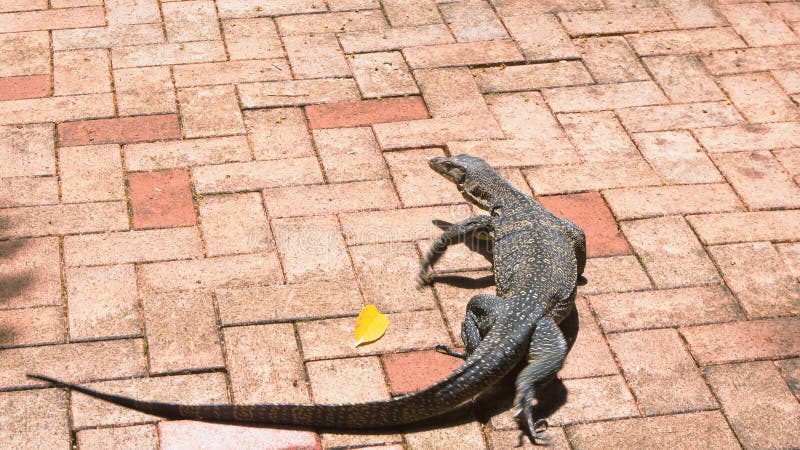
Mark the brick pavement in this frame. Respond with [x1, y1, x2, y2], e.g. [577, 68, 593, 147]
[1, 0, 799, 448]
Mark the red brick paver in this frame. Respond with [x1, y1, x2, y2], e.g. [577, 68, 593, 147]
[2, 2, 800, 449]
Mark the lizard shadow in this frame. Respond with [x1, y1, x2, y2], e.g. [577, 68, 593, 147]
[0, 215, 30, 346]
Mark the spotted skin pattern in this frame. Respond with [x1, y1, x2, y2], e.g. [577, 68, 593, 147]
[28, 155, 584, 444]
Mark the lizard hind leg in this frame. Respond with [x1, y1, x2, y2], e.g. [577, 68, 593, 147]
[513, 314, 568, 444]
[435, 293, 502, 360]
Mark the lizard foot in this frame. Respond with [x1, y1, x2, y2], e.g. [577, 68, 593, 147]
[513, 390, 550, 445]
[434, 344, 467, 360]
[416, 271, 434, 287]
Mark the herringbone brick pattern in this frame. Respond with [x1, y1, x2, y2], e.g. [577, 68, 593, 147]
[1, 0, 799, 448]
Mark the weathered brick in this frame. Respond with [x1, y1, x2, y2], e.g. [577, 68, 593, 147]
[549, 376, 638, 425]
[177, 85, 245, 138]
[447, 139, 580, 168]
[70, 373, 227, 428]
[313, 127, 389, 183]
[173, 59, 290, 88]
[404, 422, 485, 449]
[382, 350, 462, 396]
[0, 31, 49, 77]
[604, 184, 743, 220]
[631, 131, 723, 184]
[774, 147, 800, 177]
[688, 210, 800, 245]
[382, 0, 440, 27]
[616, 101, 742, 132]
[0, 176, 57, 207]
[579, 255, 652, 295]
[283, 33, 350, 79]
[0, 0, 47, 13]
[244, 108, 313, 160]
[627, 27, 746, 56]
[0, 6, 105, 33]
[414, 67, 487, 118]
[473, 61, 593, 93]
[306, 97, 429, 129]
[590, 285, 743, 332]
[682, 317, 800, 365]
[700, 45, 800, 75]
[66, 265, 141, 340]
[609, 329, 716, 415]
[125, 136, 251, 171]
[217, 280, 363, 325]
[142, 290, 224, 374]
[487, 92, 572, 147]
[350, 242, 437, 312]
[216, 0, 323, 18]
[112, 41, 226, 68]
[566, 411, 739, 450]
[384, 148, 463, 207]
[0, 74, 49, 100]
[277, 10, 387, 35]
[704, 362, 800, 449]
[403, 40, 523, 69]
[543, 81, 666, 113]
[223, 323, 308, 403]
[524, 159, 660, 195]
[297, 309, 450, 360]
[308, 356, 389, 403]
[338, 24, 454, 53]
[718, 73, 800, 123]
[373, 114, 504, 150]
[264, 180, 400, 218]
[659, 0, 725, 28]
[772, 69, 800, 94]
[349, 52, 418, 99]
[490, 428, 570, 450]
[0, 93, 115, 126]
[557, 111, 639, 162]
[712, 151, 800, 210]
[105, 0, 160, 25]
[695, 122, 800, 152]
[339, 204, 472, 245]
[58, 144, 125, 203]
[539, 192, 631, 258]
[192, 157, 322, 194]
[58, 115, 181, 146]
[0, 123, 54, 178]
[0, 390, 69, 449]
[162, 0, 220, 43]
[776, 242, 800, 279]
[719, 3, 799, 47]
[707, 242, 800, 318]
[138, 252, 283, 292]
[1, 339, 145, 388]
[777, 358, 800, 399]
[0, 306, 65, 347]
[439, 0, 507, 42]
[0, 202, 128, 239]
[64, 224, 201, 266]
[621, 216, 720, 289]
[114, 67, 176, 116]
[198, 194, 271, 257]
[159, 421, 318, 450]
[560, 298, 618, 379]
[222, 18, 284, 60]
[271, 215, 353, 283]
[503, 14, 578, 61]
[575, 36, 648, 83]
[77, 425, 158, 450]
[643, 55, 725, 103]
[558, 8, 673, 36]
[53, 49, 110, 96]
[238, 79, 360, 108]
[128, 169, 195, 229]
[52, 24, 164, 51]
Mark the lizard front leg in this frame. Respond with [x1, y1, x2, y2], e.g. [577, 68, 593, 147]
[418, 215, 494, 285]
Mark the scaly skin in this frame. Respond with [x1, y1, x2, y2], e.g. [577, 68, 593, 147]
[28, 154, 585, 444]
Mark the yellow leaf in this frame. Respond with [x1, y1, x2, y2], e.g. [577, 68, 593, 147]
[354, 305, 390, 347]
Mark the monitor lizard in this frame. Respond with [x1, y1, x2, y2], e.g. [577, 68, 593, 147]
[29, 154, 585, 444]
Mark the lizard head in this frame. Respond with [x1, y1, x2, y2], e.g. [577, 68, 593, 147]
[429, 154, 499, 210]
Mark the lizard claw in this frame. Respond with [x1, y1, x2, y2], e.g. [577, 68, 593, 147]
[416, 271, 434, 287]
[514, 389, 550, 445]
